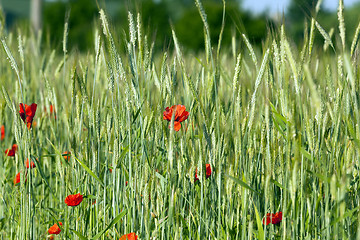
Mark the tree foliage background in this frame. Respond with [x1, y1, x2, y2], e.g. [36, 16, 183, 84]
[286, 0, 360, 45]
[41, 0, 269, 52]
[3, 0, 360, 52]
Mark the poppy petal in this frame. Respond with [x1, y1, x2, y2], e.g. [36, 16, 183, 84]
[163, 107, 173, 121]
[48, 222, 63, 235]
[12, 144, 18, 151]
[19, 104, 27, 122]
[25, 104, 33, 117]
[64, 193, 83, 206]
[25, 158, 36, 169]
[174, 105, 185, 119]
[272, 212, 282, 224]
[14, 171, 27, 185]
[205, 164, 212, 178]
[173, 121, 181, 131]
[177, 110, 189, 123]
[263, 213, 271, 226]
[19, 103, 37, 129]
[1, 125, 5, 140]
[163, 105, 189, 132]
[63, 151, 71, 161]
[194, 168, 199, 183]
[119, 232, 138, 240]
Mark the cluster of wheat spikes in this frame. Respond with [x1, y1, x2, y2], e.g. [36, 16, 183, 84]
[1, 0, 360, 238]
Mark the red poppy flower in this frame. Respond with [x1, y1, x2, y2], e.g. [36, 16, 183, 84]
[50, 105, 55, 114]
[263, 212, 282, 226]
[25, 158, 36, 169]
[194, 171, 199, 182]
[14, 171, 27, 185]
[64, 193, 83, 206]
[205, 164, 212, 179]
[194, 164, 212, 182]
[5, 144, 18, 157]
[163, 105, 189, 131]
[48, 222, 63, 235]
[62, 151, 71, 161]
[45, 105, 57, 119]
[119, 232, 138, 240]
[272, 212, 282, 225]
[19, 103, 37, 129]
[262, 213, 272, 226]
[1, 125, 4, 140]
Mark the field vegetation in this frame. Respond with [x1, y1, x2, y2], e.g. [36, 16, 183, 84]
[1, 0, 360, 239]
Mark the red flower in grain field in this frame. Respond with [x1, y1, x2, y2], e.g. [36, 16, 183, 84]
[45, 105, 57, 119]
[14, 171, 27, 185]
[25, 158, 36, 169]
[48, 222, 63, 235]
[1, 125, 4, 140]
[119, 232, 138, 240]
[50, 105, 55, 114]
[62, 151, 71, 161]
[5, 144, 18, 157]
[272, 211, 282, 225]
[205, 164, 212, 179]
[194, 164, 212, 183]
[194, 170, 199, 182]
[163, 105, 189, 131]
[19, 103, 37, 129]
[262, 213, 272, 226]
[65, 193, 83, 206]
[263, 212, 282, 226]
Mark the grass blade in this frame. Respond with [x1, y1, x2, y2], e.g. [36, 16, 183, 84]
[227, 175, 259, 194]
[73, 156, 104, 187]
[91, 210, 127, 239]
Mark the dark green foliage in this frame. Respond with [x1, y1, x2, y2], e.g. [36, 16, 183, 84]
[138, 0, 172, 50]
[44, 0, 97, 51]
[286, 0, 360, 46]
[286, 0, 319, 40]
[41, 0, 269, 52]
[174, 0, 269, 51]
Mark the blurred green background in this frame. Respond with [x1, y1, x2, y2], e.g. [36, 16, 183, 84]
[1, 0, 360, 52]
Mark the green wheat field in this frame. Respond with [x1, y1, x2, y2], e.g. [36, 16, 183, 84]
[1, 0, 360, 239]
